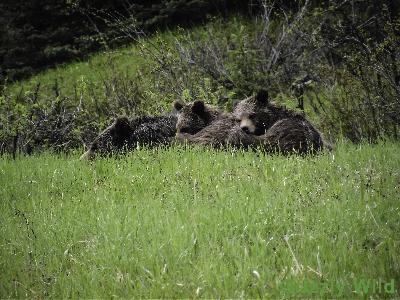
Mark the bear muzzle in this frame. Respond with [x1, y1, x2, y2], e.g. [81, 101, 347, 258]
[240, 118, 256, 134]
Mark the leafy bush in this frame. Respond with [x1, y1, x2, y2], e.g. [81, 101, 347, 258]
[313, 0, 400, 141]
[130, 0, 399, 142]
[0, 65, 150, 155]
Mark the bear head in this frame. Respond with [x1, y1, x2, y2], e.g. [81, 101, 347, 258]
[234, 89, 296, 135]
[173, 100, 222, 134]
[233, 89, 269, 119]
[80, 117, 132, 160]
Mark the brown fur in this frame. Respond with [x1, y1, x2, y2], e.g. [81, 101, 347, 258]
[259, 117, 325, 154]
[175, 115, 262, 149]
[174, 100, 262, 149]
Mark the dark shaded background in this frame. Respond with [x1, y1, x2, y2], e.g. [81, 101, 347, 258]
[0, 0, 398, 83]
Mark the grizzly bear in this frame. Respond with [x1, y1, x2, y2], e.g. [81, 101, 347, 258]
[234, 89, 331, 154]
[173, 100, 262, 149]
[80, 113, 177, 160]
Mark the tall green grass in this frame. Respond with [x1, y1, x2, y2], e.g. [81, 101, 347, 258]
[1, 141, 399, 298]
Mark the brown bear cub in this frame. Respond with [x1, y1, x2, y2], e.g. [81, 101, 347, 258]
[173, 100, 224, 134]
[173, 100, 261, 149]
[234, 89, 330, 154]
[80, 113, 177, 160]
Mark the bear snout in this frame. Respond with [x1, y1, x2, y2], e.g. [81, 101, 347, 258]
[241, 126, 250, 134]
[240, 118, 256, 134]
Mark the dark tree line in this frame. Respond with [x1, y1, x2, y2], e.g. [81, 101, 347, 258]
[0, 0, 251, 83]
[0, 0, 398, 84]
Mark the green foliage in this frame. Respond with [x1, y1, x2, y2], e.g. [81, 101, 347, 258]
[0, 141, 399, 298]
[308, 1, 400, 141]
[2, 2, 400, 154]
[0, 38, 171, 154]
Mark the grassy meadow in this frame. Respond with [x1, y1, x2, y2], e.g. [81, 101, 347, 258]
[1, 7, 399, 298]
[1, 141, 399, 298]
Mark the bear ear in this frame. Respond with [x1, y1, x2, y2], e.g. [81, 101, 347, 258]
[115, 116, 130, 127]
[192, 100, 205, 114]
[174, 101, 184, 111]
[255, 89, 269, 104]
